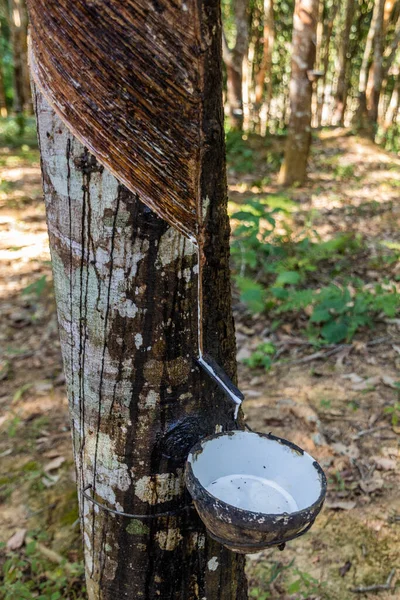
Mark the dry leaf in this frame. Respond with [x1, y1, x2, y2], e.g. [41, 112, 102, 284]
[326, 500, 356, 510]
[381, 375, 399, 389]
[332, 442, 360, 460]
[44, 456, 65, 472]
[352, 376, 381, 391]
[7, 528, 27, 550]
[372, 457, 397, 471]
[392, 345, 400, 355]
[360, 477, 384, 494]
[341, 373, 363, 384]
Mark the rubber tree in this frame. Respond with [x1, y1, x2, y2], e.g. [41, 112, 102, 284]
[222, 0, 249, 130]
[27, 0, 248, 598]
[9, 0, 32, 114]
[333, 0, 356, 126]
[279, 0, 319, 186]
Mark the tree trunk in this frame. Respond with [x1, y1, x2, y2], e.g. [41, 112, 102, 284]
[9, 0, 31, 114]
[366, 0, 386, 128]
[333, 0, 356, 125]
[254, 0, 275, 130]
[278, 0, 319, 186]
[353, 0, 385, 134]
[382, 68, 400, 134]
[223, 0, 249, 130]
[316, 0, 339, 127]
[31, 0, 248, 598]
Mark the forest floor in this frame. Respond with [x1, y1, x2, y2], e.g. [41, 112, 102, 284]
[0, 126, 400, 599]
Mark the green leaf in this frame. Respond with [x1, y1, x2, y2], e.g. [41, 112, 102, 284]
[235, 277, 266, 314]
[310, 308, 331, 323]
[288, 579, 301, 594]
[321, 320, 349, 343]
[275, 271, 301, 286]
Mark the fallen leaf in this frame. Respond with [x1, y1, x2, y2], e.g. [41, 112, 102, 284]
[360, 477, 384, 494]
[44, 456, 65, 472]
[392, 345, 400, 355]
[325, 500, 356, 511]
[341, 373, 363, 384]
[352, 376, 381, 391]
[381, 375, 399, 389]
[332, 442, 360, 459]
[372, 457, 397, 471]
[7, 528, 27, 550]
[339, 560, 352, 577]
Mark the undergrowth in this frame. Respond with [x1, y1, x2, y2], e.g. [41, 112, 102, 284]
[230, 197, 400, 351]
[0, 535, 85, 600]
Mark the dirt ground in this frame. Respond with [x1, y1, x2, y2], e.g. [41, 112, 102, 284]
[1, 131, 400, 599]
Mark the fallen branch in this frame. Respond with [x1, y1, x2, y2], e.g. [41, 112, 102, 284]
[350, 568, 396, 594]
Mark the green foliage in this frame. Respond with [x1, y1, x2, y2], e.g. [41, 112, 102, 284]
[0, 117, 38, 149]
[288, 569, 325, 598]
[225, 130, 255, 173]
[384, 382, 400, 426]
[0, 538, 85, 600]
[231, 200, 400, 343]
[243, 342, 276, 372]
[22, 275, 48, 298]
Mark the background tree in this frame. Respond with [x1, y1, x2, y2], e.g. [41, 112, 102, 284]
[9, 0, 31, 115]
[279, 0, 319, 186]
[333, 0, 356, 125]
[223, 0, 249, 129]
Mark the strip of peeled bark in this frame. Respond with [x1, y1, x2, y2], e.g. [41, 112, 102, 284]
[27, 0, 218, 240]
[30, 0, 248, 598]
[278, 0, 319, 186]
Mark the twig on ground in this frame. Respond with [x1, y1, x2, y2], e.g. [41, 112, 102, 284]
[352, 425, 389, 440]
[350, 568, 396, 593]
[278, 344, 347, 366]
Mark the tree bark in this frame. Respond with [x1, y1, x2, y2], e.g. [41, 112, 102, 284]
[223, 0, 249, 130]
[333, 0, 356, 125]
[9, 0, 31, 114]
[31, 0, 248, 598]
[278, 0, 319, 186]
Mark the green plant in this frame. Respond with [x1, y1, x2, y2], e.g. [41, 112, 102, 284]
[288, 569, 325, 599]
[0, 538, 85, 599]
[243, 342, 276, 372]
[226, 130, 255, 173]
[22, 275, 48, 298]
[384, 382, 400, 425]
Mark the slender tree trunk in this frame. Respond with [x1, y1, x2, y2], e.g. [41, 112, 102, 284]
[254, 0, 275, 130]
[383, 68, 400, 134]
[31, 0, 248, 598]
[0, 58, 7, 117]
[279, 0, 319, 186]
[316, 0, 339, 127]
[9, 0, 31, 114]
[333, 0, 356, 125]
[366, 0, 386, 127]
[223, 0, 249, 130]
[353, 0, 384, 133]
